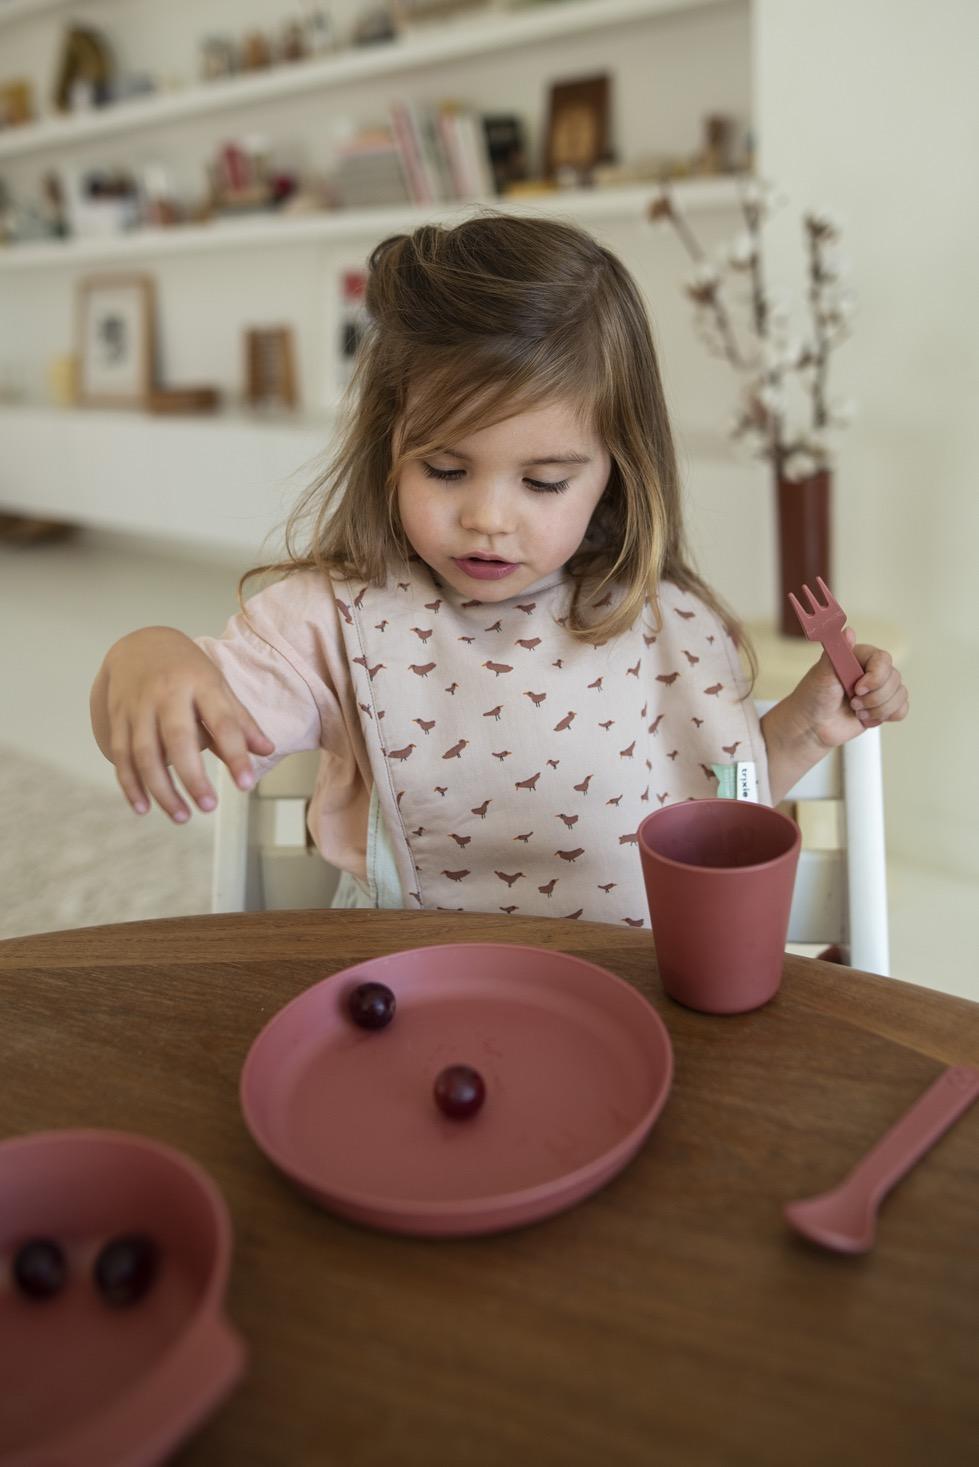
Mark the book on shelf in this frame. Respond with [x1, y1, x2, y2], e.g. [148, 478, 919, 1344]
[387, 100, 513, 204]
[333, 126, 412, 208]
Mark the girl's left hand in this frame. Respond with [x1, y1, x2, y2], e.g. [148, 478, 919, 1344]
[798, 628, 910, 749]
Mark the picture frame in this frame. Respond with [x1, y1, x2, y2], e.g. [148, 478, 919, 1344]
[76, 274, 156, 408]
[544, 74, 611, 182]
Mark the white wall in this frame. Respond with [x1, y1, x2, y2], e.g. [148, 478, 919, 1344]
[754, 0, 979, 881]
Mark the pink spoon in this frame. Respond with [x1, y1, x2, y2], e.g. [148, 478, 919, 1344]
[785, 1065, 979, 1254]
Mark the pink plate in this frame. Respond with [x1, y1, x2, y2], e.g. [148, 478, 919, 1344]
[0, 1130, 246, 1467]
[240, 943, 673, 1237]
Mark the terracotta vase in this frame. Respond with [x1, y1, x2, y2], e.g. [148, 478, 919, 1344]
[775, 467, 832, 637]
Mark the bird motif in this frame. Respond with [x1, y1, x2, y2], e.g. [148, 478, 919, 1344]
[623, 917, 645, 928]
[450, 833, 472, 848]
[657, 792, 670, 805]
[354, 587, 368, 609]
[648, 714, 664, 734]
[598, 720, 615, 732]
[618, 831, 639, 845]
[335, 598, 352, 624]
[482, 661, 513, 677]
[574, 774, 592, 793]
[412, 826, 424, 837]
[557, 813, 579, 828]
[495, 871, 525, 887]
[442, 739, 469, 760]
[492, 750, 512, 761]
[620, 740, 636, 758]
[546, 758, 560, 769]
[484, 619, 503, 633]
[552, 658, 564, 669]
[556, 848, 585, 862]
[588, 676, 604, 691]
[626, 659, 641, 678]
[538, 878, 558, 896]
[704, 683, 723, 697]
[433, 785, 448, 797]
[524, 690, 547, 707]
[691, 716, 704, 728]
[644, 633, 657, 646]
[397, 582, 410, 592]
[484, 705, 503, 720]
[514, 832, 533, 843]
[656, 672, 680, 686]
[413, 718, 436, 735]
[387, 743, 416, 762]
[640, 787, 649, 802]
[592, 591, 613, 608]
[683, 649, 700, 665]
[598, 882, 617, 893]
[674, 608, 695, 620]
[461, 599, 482, 609]
[607, 794, 623, 807]
[458, 635, 476, 645]
[564, 909, 584, 920]
[471, 800, 491, 819]
[516, 602, 537, 615]
[359, 702, 373, 719]
[500, 905, 519, 915]
[514, 771, 541, 791]
[706, 634, 716, 645]
[445, 682, 459, 695]
[374, 619, 389, 632]
[553, 710, 576, 732]
[516, 638, 542, 651]
[723, 741, 741, 757]
[424, 599, 443, 614]
[411, 626, 433, 642]
[441, 868, 470, 882]
[700, 764, 717, 781]
[409, 662, 436, 677]
[667, 749, 679, 761]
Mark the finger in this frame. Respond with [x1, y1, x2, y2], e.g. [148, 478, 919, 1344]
[130, 713, 193, 823]
[197, 699, 262, 791]
[109, 717, 151, 815]
[159, 703, 218, 812]
[852, 647, 893, 694]
[860, 689, 909, 727]
[854, 668, 902, 713]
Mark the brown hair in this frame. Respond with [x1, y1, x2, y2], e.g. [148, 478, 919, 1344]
[241, 208, 754, 673]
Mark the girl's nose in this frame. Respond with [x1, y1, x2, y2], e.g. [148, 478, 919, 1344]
[458, 484, 517, 536]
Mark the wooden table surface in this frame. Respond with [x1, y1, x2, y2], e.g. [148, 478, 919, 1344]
[2, 910, 978, 1467]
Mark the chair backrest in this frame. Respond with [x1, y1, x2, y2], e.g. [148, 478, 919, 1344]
[210, 752, 341, 914]
[211, 715, 890, 975]
[756, 700, 889, 976]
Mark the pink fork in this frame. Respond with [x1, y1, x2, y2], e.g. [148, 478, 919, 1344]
[787, 576, 864, 698]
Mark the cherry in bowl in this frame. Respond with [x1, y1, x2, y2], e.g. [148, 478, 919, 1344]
[434, 1065, 486, 1120]
[347, 981, 396, 1031]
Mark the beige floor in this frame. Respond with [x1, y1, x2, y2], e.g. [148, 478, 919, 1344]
[1, 527, 976, 1002]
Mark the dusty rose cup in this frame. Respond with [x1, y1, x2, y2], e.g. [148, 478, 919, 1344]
[637, 799, 801, 1015]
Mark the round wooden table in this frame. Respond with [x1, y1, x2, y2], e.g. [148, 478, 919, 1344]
[2, 910, 977, 1466]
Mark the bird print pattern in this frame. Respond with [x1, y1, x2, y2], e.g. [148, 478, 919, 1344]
[334, 560, 770, 925]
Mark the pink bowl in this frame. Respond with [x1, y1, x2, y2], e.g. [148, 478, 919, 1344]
[0, 1130, 246, 1467]
[240, 942, 673, 1237]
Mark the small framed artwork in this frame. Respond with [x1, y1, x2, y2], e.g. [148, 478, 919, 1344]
[244, 325, 299, 410]
[544, 74, 611, 183]
[76, 274, 156, 407]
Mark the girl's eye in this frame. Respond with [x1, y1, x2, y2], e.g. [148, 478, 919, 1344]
[422, 464, 569, 494]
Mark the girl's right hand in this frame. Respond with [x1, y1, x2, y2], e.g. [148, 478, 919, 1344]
[92, 626, 275, 822]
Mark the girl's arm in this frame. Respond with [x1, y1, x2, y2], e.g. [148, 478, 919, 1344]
[760, 628, 909, 805]
[90, 626, 275, 823]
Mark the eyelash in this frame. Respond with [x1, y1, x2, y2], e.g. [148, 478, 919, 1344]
[422, 463, 570, 495]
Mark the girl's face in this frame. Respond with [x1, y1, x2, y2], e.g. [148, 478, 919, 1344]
[395, 399, 611, 600]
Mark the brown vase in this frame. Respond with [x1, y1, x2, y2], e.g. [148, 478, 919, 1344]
[776, 468, 832, 637]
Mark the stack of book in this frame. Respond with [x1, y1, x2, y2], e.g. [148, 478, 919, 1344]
[333, 102, 526, 209]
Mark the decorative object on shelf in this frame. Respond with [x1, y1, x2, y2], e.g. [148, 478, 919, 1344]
[245, 326, 299, 410]
[544, 74, 611, 187]
[76, 273, 157, 408]
[200, 36, 238, 81]
[0, 78, 34, 128]
[392, 0, 491, 25]
[649, 180, 856, 638]
[241, 32, 273, 70]
[0, 512, 77, 546]
[53, 26, 115, 112]
[47, 353, 79, 406]
[301, 5, 339, 56]
[484, 114, 528, 195]
[147, 386, 221, 415]
[692, 114, 740, 176]
[61, 167, 139, 238]
[336, 268, 368, 392]
[352, 5, 398, 46]
[280, 21, 308, 62]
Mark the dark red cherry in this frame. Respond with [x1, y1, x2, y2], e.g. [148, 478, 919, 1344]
[434, 1065, 486, 1119]
[13, 1238, 67, 1300]
[94, 1234, 159, 1307]
[347, 981, 396, 1030]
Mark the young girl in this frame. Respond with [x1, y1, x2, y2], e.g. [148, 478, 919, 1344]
[90, 212, 908, 926]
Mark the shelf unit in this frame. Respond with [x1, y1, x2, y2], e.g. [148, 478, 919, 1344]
[0, 0, 755, 556]
[0, 0, 722, 160]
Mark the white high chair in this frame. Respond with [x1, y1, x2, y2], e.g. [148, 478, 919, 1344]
[210, 716, 890, 976]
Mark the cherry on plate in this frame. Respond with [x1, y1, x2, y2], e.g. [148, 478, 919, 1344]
[434, 1065, 486, 1120]
[12, 1238, 67, 1300]
[347, 981, 396, 1031]
[94, 1234, 159, 1307]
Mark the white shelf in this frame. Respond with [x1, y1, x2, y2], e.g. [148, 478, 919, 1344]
[0, 176, 747, 269]
[0, 0, 731, 160]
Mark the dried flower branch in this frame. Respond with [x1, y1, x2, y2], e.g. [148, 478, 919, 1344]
[648, 180, 857, 481]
